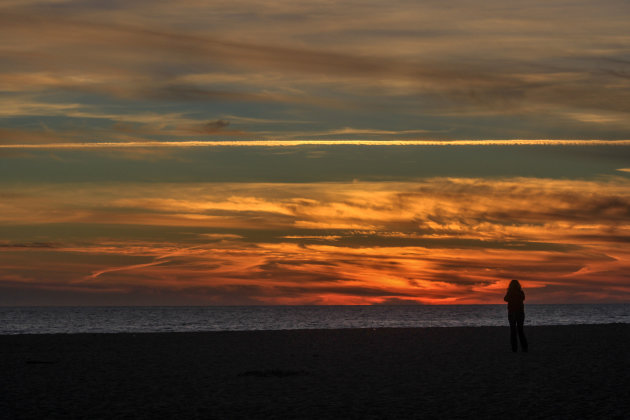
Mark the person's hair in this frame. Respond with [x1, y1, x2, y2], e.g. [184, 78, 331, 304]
[507, 279, 522, 292]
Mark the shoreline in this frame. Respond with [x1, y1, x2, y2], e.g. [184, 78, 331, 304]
[2, 304, 628, 335]
[1, 322, 629, 336]
[2, 324, 629, 419]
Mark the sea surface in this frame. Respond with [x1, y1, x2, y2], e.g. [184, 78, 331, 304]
[0, 304, 628, 335]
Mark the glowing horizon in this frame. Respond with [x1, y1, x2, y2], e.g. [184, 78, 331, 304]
[1, 176, 629, 305]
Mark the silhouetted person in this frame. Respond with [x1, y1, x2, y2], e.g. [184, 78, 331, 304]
[504, 279, 528, 352]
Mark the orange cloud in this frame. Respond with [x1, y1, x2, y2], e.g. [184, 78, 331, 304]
[0, 177, 628, 304]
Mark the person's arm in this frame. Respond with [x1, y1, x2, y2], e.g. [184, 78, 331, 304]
[521, 290, 525, 301]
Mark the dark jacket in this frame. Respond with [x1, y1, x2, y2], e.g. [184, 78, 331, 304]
[504, 289, 525, 313]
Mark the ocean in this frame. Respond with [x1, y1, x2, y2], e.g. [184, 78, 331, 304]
[0, 304, 628, 334]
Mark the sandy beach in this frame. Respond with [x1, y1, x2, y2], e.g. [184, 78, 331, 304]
[1, 324, 628, 419]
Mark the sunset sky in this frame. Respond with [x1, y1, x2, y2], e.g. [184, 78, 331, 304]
[1, 0, 629, 305]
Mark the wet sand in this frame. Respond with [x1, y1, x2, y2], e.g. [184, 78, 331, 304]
[1, 324, 628, 419]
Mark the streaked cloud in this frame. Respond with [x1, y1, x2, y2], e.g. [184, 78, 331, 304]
[1, 0, 629, 140]
[1, 177, 628, 304]
[2, 140, 630, 149]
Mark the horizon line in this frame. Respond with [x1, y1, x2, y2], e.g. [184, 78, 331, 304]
[0, 302, 626, 307]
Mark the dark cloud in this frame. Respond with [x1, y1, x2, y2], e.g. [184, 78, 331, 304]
[0, 281, 269, 306]
[423, 272, 494, 287]
[241, 263, 343, 284]
[485, 194, 630, 223]
[199, 120, 229, 133]
[112, 119, 248, 138]
[257, 259, 338, 268]
[275, 285, 417, 298]
[372, 297, 425, 305]
[0, 242, 58, 249]
[570, 234, 630, 243]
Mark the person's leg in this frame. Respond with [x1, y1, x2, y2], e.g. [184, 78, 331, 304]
[508, 312, 517, 352]
[516, 311, 528, 352]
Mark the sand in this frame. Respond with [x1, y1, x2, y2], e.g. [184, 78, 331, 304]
[1, 324, 628, 419]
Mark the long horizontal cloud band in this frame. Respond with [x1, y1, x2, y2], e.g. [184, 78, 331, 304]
[2, 140, 630, 148]
[1, 1, 630, 141]
[1, 178, 628, 305]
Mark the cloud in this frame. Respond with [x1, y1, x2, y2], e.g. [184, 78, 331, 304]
[373, 297, 424, 305]
[2, 140, 630, 148]
[197, 120, 230, 133]
[1, 177, 629, 304]
[199, 233, 244, 240]
[2, 1, 630, 140]
[2, 177, 630, 233]
[113, 118, 248, 138]
[0, 242, 57, 249]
